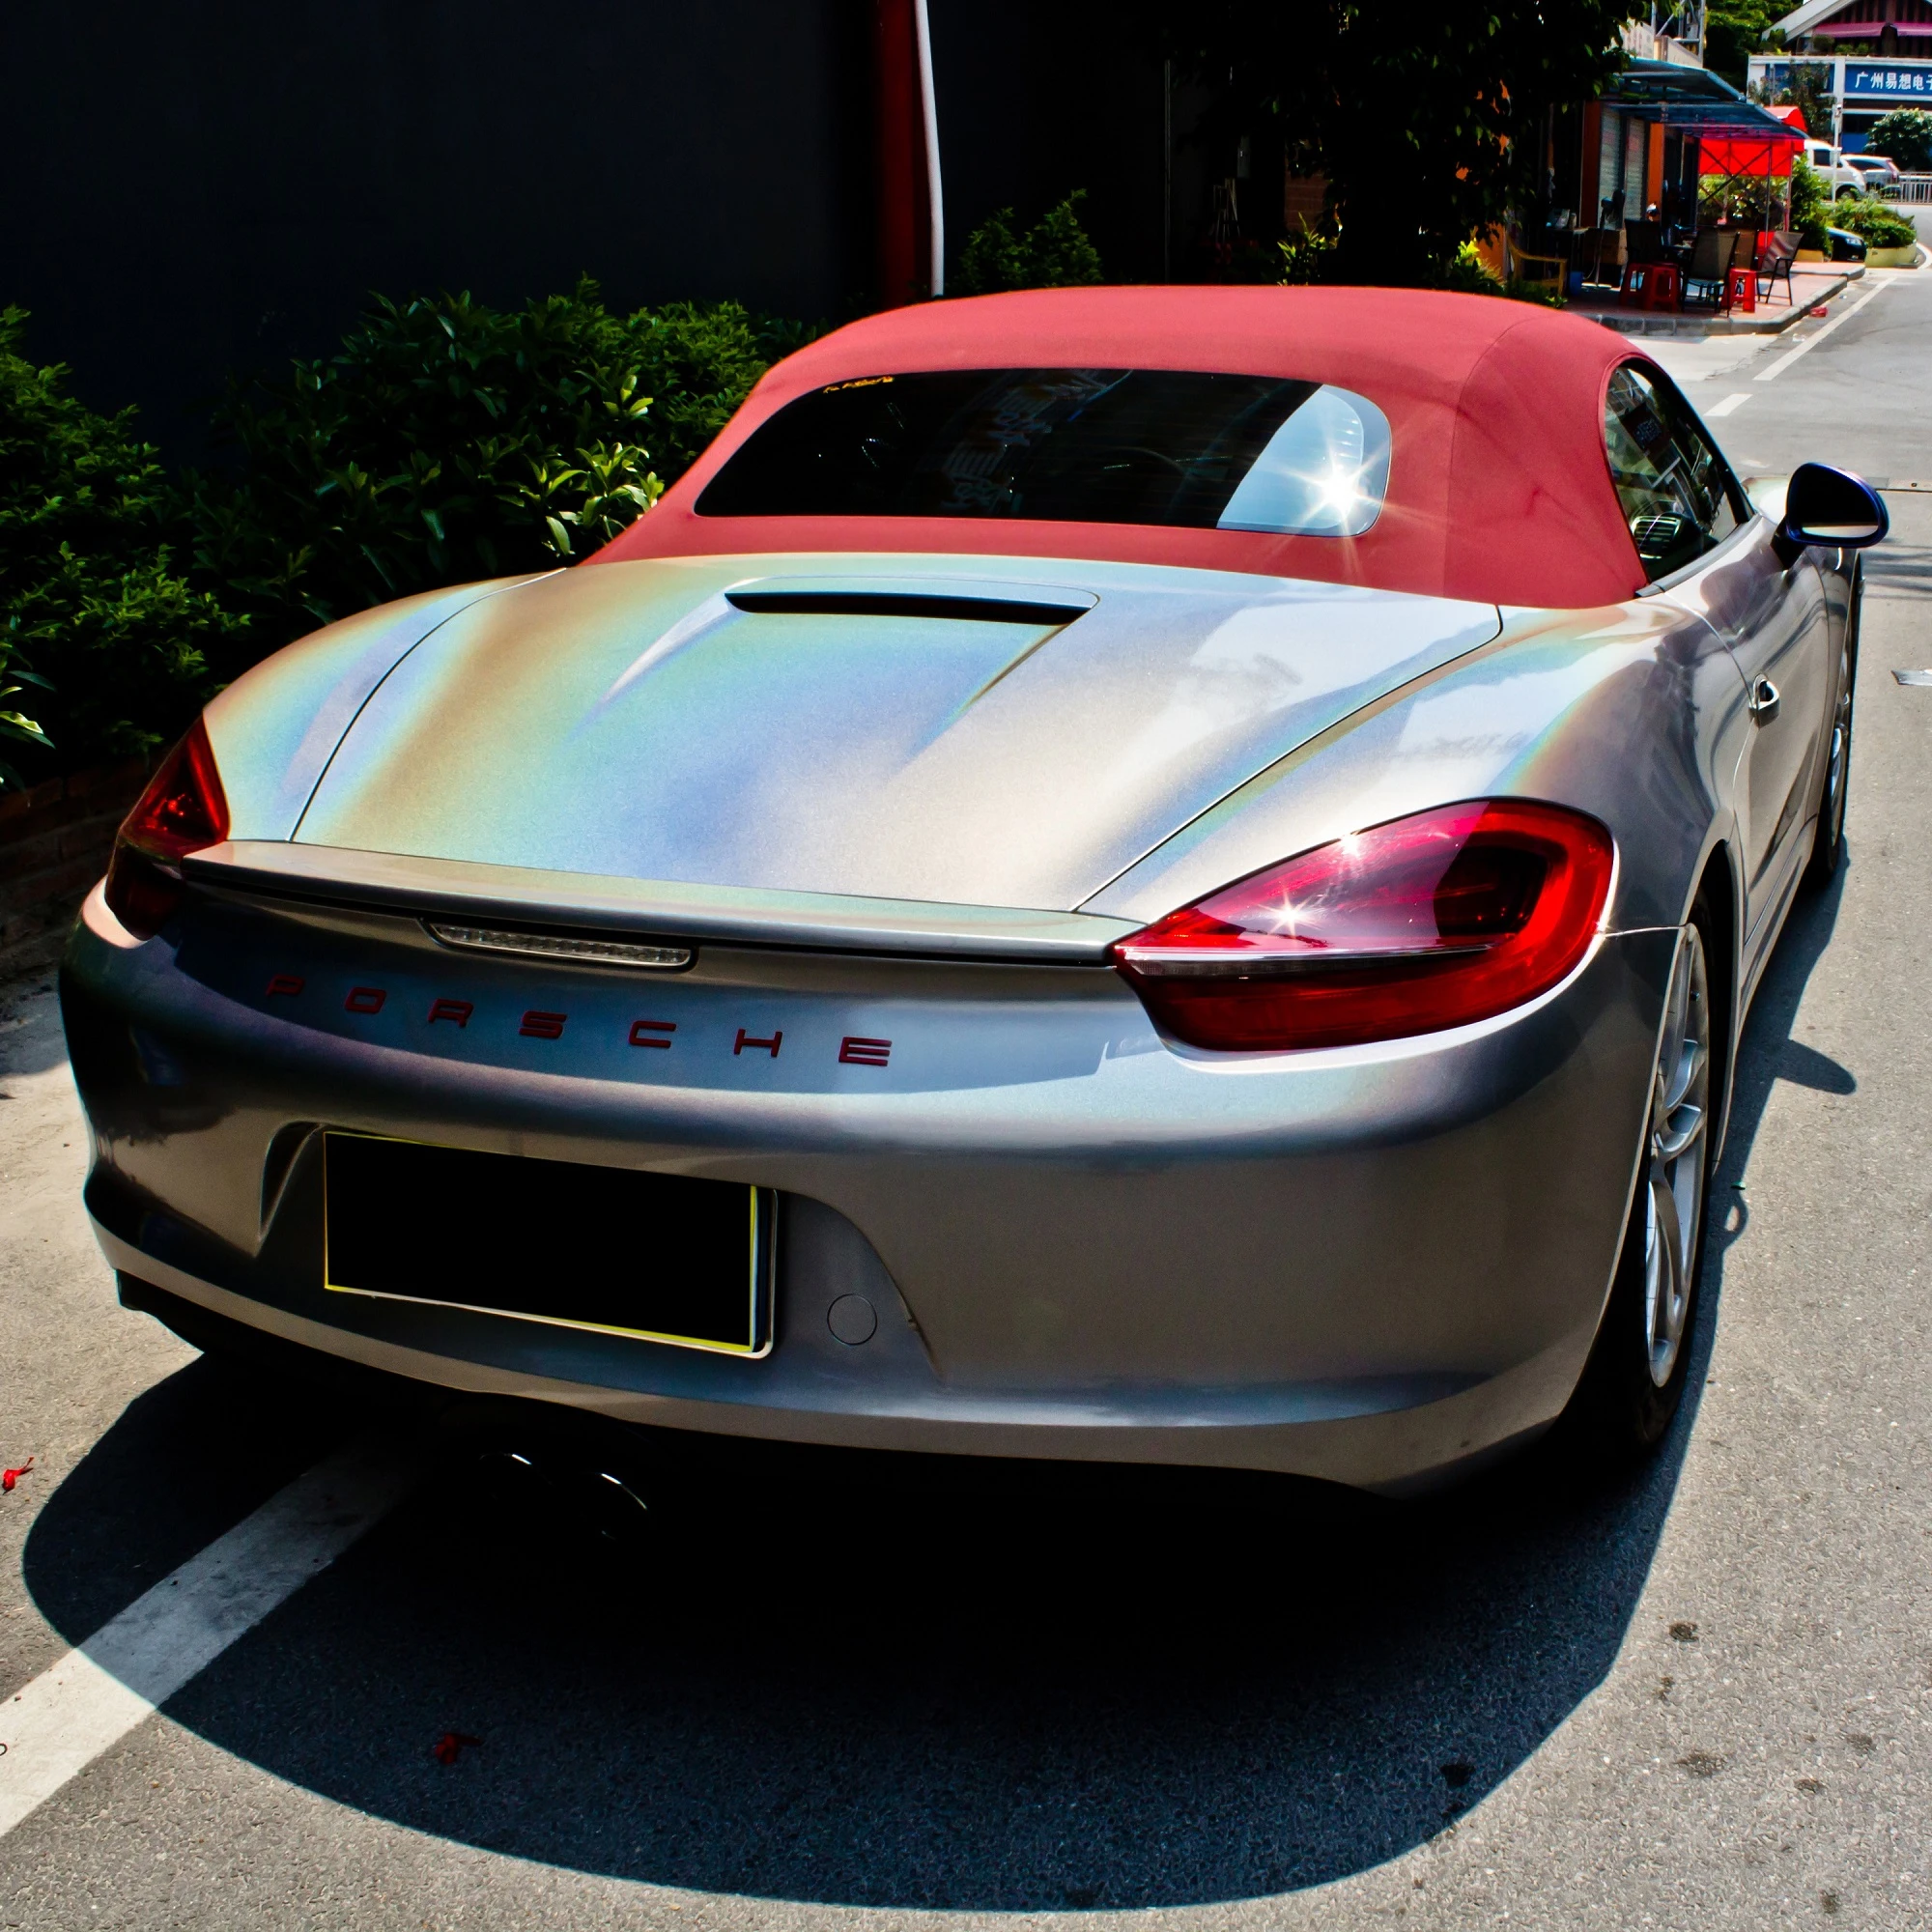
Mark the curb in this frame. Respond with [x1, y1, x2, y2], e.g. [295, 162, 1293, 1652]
[1591, 266, 1862, 338]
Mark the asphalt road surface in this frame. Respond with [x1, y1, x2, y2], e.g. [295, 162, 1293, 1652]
[3, 271, 1931, 1930]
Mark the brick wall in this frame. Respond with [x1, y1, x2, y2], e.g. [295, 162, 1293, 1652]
[0, 758, 150, 982]
[1282, 167, 1328, 232]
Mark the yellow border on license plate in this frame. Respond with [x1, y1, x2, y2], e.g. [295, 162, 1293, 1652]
[321, 1130, 775, 1358]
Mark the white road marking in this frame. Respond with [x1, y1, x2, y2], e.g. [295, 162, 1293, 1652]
[1754, 278, 1893, 383]
[1704, 392, 1753, 418]
[0, 1434, 413, 1839]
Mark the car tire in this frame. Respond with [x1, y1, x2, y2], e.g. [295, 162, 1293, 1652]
[1563, 907, 1717, 1460]
[1804, 566, 1860, 891]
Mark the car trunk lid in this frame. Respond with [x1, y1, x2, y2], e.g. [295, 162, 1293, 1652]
[292, 553, 1498, 914]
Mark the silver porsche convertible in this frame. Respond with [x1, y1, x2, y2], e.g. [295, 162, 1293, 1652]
[61, 288, 1885, 1492]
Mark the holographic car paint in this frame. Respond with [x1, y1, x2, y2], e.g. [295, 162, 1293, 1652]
[62, 507, 1853, 1490]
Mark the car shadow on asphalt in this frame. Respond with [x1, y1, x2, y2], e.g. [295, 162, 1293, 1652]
[1706, 852, 1854, 1260]
[18, 867, 1848, 1911]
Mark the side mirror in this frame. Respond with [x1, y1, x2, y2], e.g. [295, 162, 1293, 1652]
[1778, 462, 1889, 557]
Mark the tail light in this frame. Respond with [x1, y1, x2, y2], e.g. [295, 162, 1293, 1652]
[1112, 799, 1614, 1052]
[102, 718, 231, 939]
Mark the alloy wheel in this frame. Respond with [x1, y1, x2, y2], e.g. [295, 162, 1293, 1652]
[1643, 924, 1711, 1388]
[1822, 646, 1853, 848]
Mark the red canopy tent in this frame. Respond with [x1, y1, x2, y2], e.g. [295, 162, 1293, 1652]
[1699, 103, 1807, 183]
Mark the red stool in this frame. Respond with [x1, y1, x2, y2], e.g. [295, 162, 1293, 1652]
[1725, 264, 1756, 314]
[1643, 263, 1683, 311]
[1623, 261, 1677, 308]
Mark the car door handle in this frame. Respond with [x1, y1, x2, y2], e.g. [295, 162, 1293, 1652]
[1748, 676, 1780, 724]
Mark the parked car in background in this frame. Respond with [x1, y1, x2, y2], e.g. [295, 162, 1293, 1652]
[1846, 152, 1902, 188]
[1805, 140, 1870, 197]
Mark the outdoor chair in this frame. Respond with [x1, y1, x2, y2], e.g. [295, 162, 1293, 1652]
[1506, 225, 1568, 298]
[1756, 230, 1800, 306]
[1580, 225, 1626, 290]
[1681, 229, 1740, 312]
[1622, 221, 1663, 268]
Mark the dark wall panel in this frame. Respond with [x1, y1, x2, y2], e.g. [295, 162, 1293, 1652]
[0, 0, 870, 453]
[928, 1, 1166, 288]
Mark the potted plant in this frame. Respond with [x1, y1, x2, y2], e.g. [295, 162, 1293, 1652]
[1789, 155, 1833, 261]
[1834, 194, 1921, 269]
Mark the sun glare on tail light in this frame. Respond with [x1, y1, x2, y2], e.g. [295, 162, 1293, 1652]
[102, 718, 231, 939]
[1112, 800, 1614, 1051]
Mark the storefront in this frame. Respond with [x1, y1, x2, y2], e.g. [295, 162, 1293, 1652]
[1589, 60, 1805, 235]
[1747, 53, 1932, 152]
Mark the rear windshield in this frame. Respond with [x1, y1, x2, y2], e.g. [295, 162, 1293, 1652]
[695, 368, 1392, 537]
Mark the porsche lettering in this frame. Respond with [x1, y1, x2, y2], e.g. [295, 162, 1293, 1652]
[300, 981, 877, 1063]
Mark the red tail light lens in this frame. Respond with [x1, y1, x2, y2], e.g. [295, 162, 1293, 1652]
[1112, 800, 1614, 1051]
[102, 718, 231, 939]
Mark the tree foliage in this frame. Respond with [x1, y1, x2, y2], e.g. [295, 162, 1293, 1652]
[1766, 61, 1834, 143]
[1135, 0, 1630, 285]
[1704, 0, 1786, 88]
[0, 307, 242, 781]
[182, 282, 810, 650]
[1866, 107, 1932, 171]
[954, 193, 1105, 295]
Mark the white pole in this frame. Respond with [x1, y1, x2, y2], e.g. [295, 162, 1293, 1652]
[1164, 58, 1174, 281]
[913, 0, 945, 296]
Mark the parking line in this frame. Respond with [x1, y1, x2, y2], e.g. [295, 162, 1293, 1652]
[1754, 278, 1893, 383]
[0, 1435, 413, 1839]
[1704, 392, 1752, 417]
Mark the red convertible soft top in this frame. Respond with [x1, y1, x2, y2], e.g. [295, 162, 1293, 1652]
[595, 285, 1656, 610]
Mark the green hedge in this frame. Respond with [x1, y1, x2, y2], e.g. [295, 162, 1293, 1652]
[953, 193, 1103, 295]
[0, 286, 811, 784]
[182, 280, 812, 651]
[0, 306, 242, 779]
[1833, 194, 1918, 251]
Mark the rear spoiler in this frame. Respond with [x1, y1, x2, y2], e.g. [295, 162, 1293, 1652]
[182, 840, 1137, 966]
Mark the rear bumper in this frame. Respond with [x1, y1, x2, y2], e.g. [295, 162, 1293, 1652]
[62, 880, 1678, 1492]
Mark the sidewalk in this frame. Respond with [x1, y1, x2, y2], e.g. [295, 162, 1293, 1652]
[1572, 263, 1867, 337]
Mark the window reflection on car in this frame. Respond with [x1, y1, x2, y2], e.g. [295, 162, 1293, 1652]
[696, 368, 1394, 537]
[1604, 363, 1746, 580]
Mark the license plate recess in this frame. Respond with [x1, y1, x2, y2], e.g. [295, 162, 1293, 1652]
[323, 1132, 773, 1356]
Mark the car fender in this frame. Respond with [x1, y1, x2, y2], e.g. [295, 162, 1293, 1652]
[201, 574, 554, 841]
[1085, 593, 1752, 948]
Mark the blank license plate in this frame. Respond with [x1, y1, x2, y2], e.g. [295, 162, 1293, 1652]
[323, 1132, 773, 1356]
